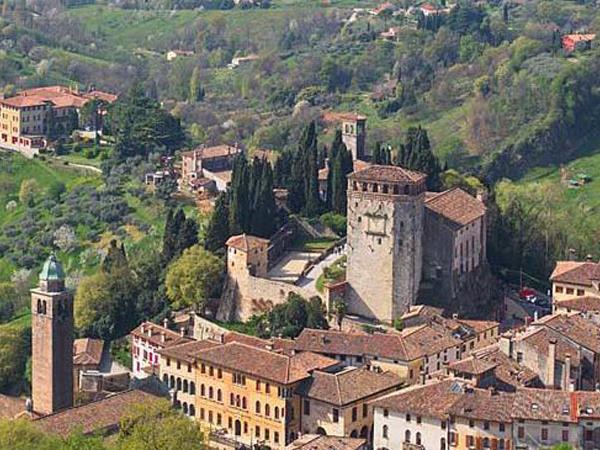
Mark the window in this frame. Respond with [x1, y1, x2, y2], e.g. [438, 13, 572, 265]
[498, 439, 505, 450]
[242, 397, 247, 409]
[209, 387, 214, 399]
[566, 288, 574, 295]
[518, 427, 524, 439]
[217, 389, 222, 402]
[266, 383, 270, 393]
[217, 368, 222, 379]
[562, 430, 569, 442]
[440, 438, 446, 450]
[274, 432, 279, 444]
[466, 436, 474, 448]
[383, 409, 389, 417]
[244, 422, 248, 434]
[265, 404, 270, 416]
[183, 380, 189, 393]
[189, 405, 195, 417]
[209, 366, 214, 376]
[274, 407, 279, 419]
[405, 430, 411, 443]
[265, 429, 270, 441]
[303, 400, 310, 415]
[417, 415, 422, 424]
[256, 426, 261, 438]
[230, 393, 234, 405]
[406, 414, 411, 422]
[416, 433, 422, 445]
[469, 419, 474, 428]
[483, 438, 490, 448]
[449, 432, 457, 446]
[382, 425, 388, 438]
[166, 358, 171, 367]
[256, 401, 261, 414]
[541, 429, 548, 441]
[177, 378, 182, 390]
[208, 410, 213, 423]
[555, 286, 564, 293]
[363, 404, 368, 418]
[484, 421, 490, 430]
[256, 380, 261, 391]
[200, 408, 205, 420]
[499, 422, 505, 432]
[187, 363, 192, 373]
[333, 408, 339, 423]
[217, 413, 222, 426]
[177, 361, 181, 370]
[201, 363, 206, 374]
[577, 289, 585, 296]
[352, 407, 357, 422]
[441, 420, 446, 430]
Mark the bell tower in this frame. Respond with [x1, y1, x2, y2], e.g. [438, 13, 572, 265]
[31, 254, 73, 415]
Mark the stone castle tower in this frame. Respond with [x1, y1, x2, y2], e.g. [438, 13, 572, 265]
[345, 165, 426, 323]
[341, 114, 367, 161]
[31, 254, 73, 415]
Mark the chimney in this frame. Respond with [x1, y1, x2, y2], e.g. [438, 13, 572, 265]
[586, 254, 594, 262]
[564, 354, 572, 391]
[547, 340, 557, 388]
[452, 313, 459, 320]
[499, 334, 513, 359]
[180, 327, 186, 337]
[161, 332, 166, 344]
[568, 248, 576, 261]
[533, 310, 539, 322]
[420, 371, 426, 385]
[163, 318, 169, 329]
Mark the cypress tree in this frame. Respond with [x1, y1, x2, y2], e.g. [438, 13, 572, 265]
[251, 161, 277, 238]
[288, 146, 306, 214]
[397, 126, 441, 191]
[326, 130, 344, 210]
[103, 239, 128, 273]
[330, 142, 353, 215]
[229, 155, 250, 234]
[178, 218, 199, 256]
[303, 121, 321, 217]
[163, 208, 184, 263]
[205, 192, 230, 253]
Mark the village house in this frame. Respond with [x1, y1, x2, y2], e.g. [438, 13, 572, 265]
[166, 49, 195, 61]
[296, 366, 402, 439]
[180, 143, 242, 193]
[130, 321, 192, 379]
[0, 85, 117, 157]
[550, 259, 600, 303]
[158, 338, 341, 449]
[554, 296, 600, 325]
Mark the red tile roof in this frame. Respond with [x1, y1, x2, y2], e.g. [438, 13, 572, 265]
[447, 388, 515, 422]
[35, 390, 163, 437]
[349, 164, 426, 184]
[512, 388, 577, 422]
[287, 435, 366, 450]
[447, 356, 497, 375]
[225, 233, 270, 252]
[319, 160, 371, 182]
[157, 339, 220, 363]
[298, 367, 402, 406]
[519, 327, 580, 366]
[471, 345, 540, 388]
[550, 261, 600, 286]
[73, 338, 104, 366]
[425, 188, 486, 228]
[0, 394, 26, 419]
[321, 111, 367, 124]
[182, 144, 241, 160]
[534, 313, 600, 353]
[130, 321, 191, 349]
[555, 296, 600, 313]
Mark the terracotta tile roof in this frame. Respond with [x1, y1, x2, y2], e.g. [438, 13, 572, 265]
[225, 233, 270, 252]
[555, 296, 600, 313]
[373, 380, 464, 420]
[550, 261, 600, 286]
[35, 390, 163, 437]
[182, 144, 241, 160]
[575, 391, 600, 419]
[401, 304, 444, 321]
[401, 324, 462, 359]
[298, 367, 402, 406]
[0, 394, 26, 419]
[447, 356, 497, 375]
[294, 329, 415, 361]
[456, 319, 498, 334]
[73, 338, 104, 366]
[83, 90, 118, 103]
[512, 388, 577, 422]
[519, 327, 580, 366]
[563, 33, 596, 42]
[447, 389, 515, 422]
[0, 95, 51, 107]
[425, 188, 486, 228]
[286, 435, 366, 450]
[349, 164, 426, 184]
[210, 169, 233, 183]
[157, 339, 220, 363]
[319, 160, 371, 181]
[472, 345, 540, 388]
[534, 313, 600, 353]
[195, 342, 339, 385]
[130, 321, 192, 349]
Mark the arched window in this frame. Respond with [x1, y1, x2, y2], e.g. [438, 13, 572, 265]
[209, 387, 214, 399]
[175, 400, 181, 409]
[162, 374, 168, 384]
[170, 376, 175, 388]
[182, 402, 188, 415]
[483, 438, 490, 448]
[405, 430, 411, 443]
[350, 430, 358, 438]
[274, 406, 279, 419]
[183, 380, 188, 393]
[176, 378, 182, 390]
[383, 409, 389, 417]
[404, 185, 410, 195]
[217, 389, 222, 402]
[440, 438, 446, 450]
[416, 432, 422, 445]
[230, 393, 234, 405]
[190, 382, 196, 395]
[382, 425, 388, 439]
[498, 439, 505, 450]
[209, 366, 214, 376]
[242, 397, 247, 409]
[265, 404, 271, 417]
[42, 301, 47, 314]
[37, 299, 43, 314]
[201, 384, 205, 396]
[190, 404, 196, 417]
[256, 401, 261, 413]
[236, 395, 241, 407]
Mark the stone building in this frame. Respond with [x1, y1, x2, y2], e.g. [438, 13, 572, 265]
[31, 254, 74, 416]
[345, 165, 427, 322]
[180, 144, 242, 193]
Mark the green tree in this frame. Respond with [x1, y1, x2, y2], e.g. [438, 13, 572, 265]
[0, 322, 29, 393]
[397, 126, 441, 190]
[117, 400, 205, 450]
[250, 160, 277, 238]
[165, 245, 224, 310]
[302, 121, 321, 217]
[229, 155, 250, 234]
[331, 298, 347, 330]
[0, 282, 17, 323]
[19, 179, 41, 207]
[0, 419, 61, 450]
[204, 192, 230, 253]
[189, 66, 205, 103]
[102, 239, 128, 273]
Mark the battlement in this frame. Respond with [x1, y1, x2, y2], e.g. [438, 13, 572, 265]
[348, 164, 427, 198]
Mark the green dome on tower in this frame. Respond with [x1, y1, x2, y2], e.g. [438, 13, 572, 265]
[39, 253, 65, 282]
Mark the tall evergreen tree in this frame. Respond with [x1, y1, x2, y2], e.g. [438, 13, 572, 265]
[326, 130, 345, 210]
[250, 162, 277, 238]
[288, 146, 306, 214]
[162, 208, 183, 262]
[102, 239, 128, 273]
[178, 218, 199, 256]
[303, 121, 321, 217]
[229, 155, 250, 234]
[205, 193, 230, 253]
[397, 126, 442, 190]
[330, 143, 353, 215]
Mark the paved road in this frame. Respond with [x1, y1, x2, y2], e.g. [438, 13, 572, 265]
[297, 245, 347, 297]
